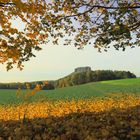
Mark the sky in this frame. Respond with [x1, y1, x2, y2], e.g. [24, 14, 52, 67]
[1, 5, 140, 83]
[0, 43, 140, 83]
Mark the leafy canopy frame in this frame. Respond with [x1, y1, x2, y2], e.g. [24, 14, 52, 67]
[0, 0, 140, 70]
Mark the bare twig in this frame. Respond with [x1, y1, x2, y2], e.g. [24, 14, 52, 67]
[0, 2, 15, 7]
[58, 4, 140, 22]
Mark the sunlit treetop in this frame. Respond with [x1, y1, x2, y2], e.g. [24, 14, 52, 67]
[0, 0, 140, 70]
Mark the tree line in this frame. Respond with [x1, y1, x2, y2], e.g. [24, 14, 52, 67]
[0, 70, 136, 89]
[56, 70, 136, 88]
[0, 81, 55, 90]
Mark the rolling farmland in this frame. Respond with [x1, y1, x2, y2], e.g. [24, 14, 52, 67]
[0, 78, 139, 105]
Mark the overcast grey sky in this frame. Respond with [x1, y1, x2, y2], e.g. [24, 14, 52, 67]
[1, 42, 140, 83]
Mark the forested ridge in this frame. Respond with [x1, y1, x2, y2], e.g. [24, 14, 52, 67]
[56, 70, 136, 88]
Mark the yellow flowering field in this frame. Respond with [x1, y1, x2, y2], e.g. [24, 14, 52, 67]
[0, 95, 140, 139]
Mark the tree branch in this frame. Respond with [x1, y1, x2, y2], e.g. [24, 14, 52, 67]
[84, 4, 140, 10]
[0, 2, 15, 7]
[129, 21, 140, 31]
[58, 4, 140, 22]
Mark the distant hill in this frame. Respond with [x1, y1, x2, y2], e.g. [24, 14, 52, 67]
[0, 67, 136, 89]
[55, 67, 136, 88]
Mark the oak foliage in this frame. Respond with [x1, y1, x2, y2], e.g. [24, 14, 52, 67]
[0, 0, 140, 70]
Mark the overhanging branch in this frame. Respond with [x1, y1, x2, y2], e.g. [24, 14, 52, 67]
[58, 4, 140, 21]
[83, 4, 140, 9]
[0, 2, 15, 7]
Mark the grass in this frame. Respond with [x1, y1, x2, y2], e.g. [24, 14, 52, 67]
[0, 78, 140, 105]
[100, 78, 140, 85]
[0, 78, 140, 139]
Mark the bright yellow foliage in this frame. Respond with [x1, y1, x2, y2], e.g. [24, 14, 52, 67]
[0, 95, 140, 121]
[0, 95, 140, 139]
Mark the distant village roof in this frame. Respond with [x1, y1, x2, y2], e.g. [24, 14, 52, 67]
[74, 67, 91, 73]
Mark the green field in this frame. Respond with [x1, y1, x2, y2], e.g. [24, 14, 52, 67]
[0, 78, 140, 105]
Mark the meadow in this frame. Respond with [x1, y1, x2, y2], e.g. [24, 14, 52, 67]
[0, 78, 140, 105]
[0, 78, 140, 139]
